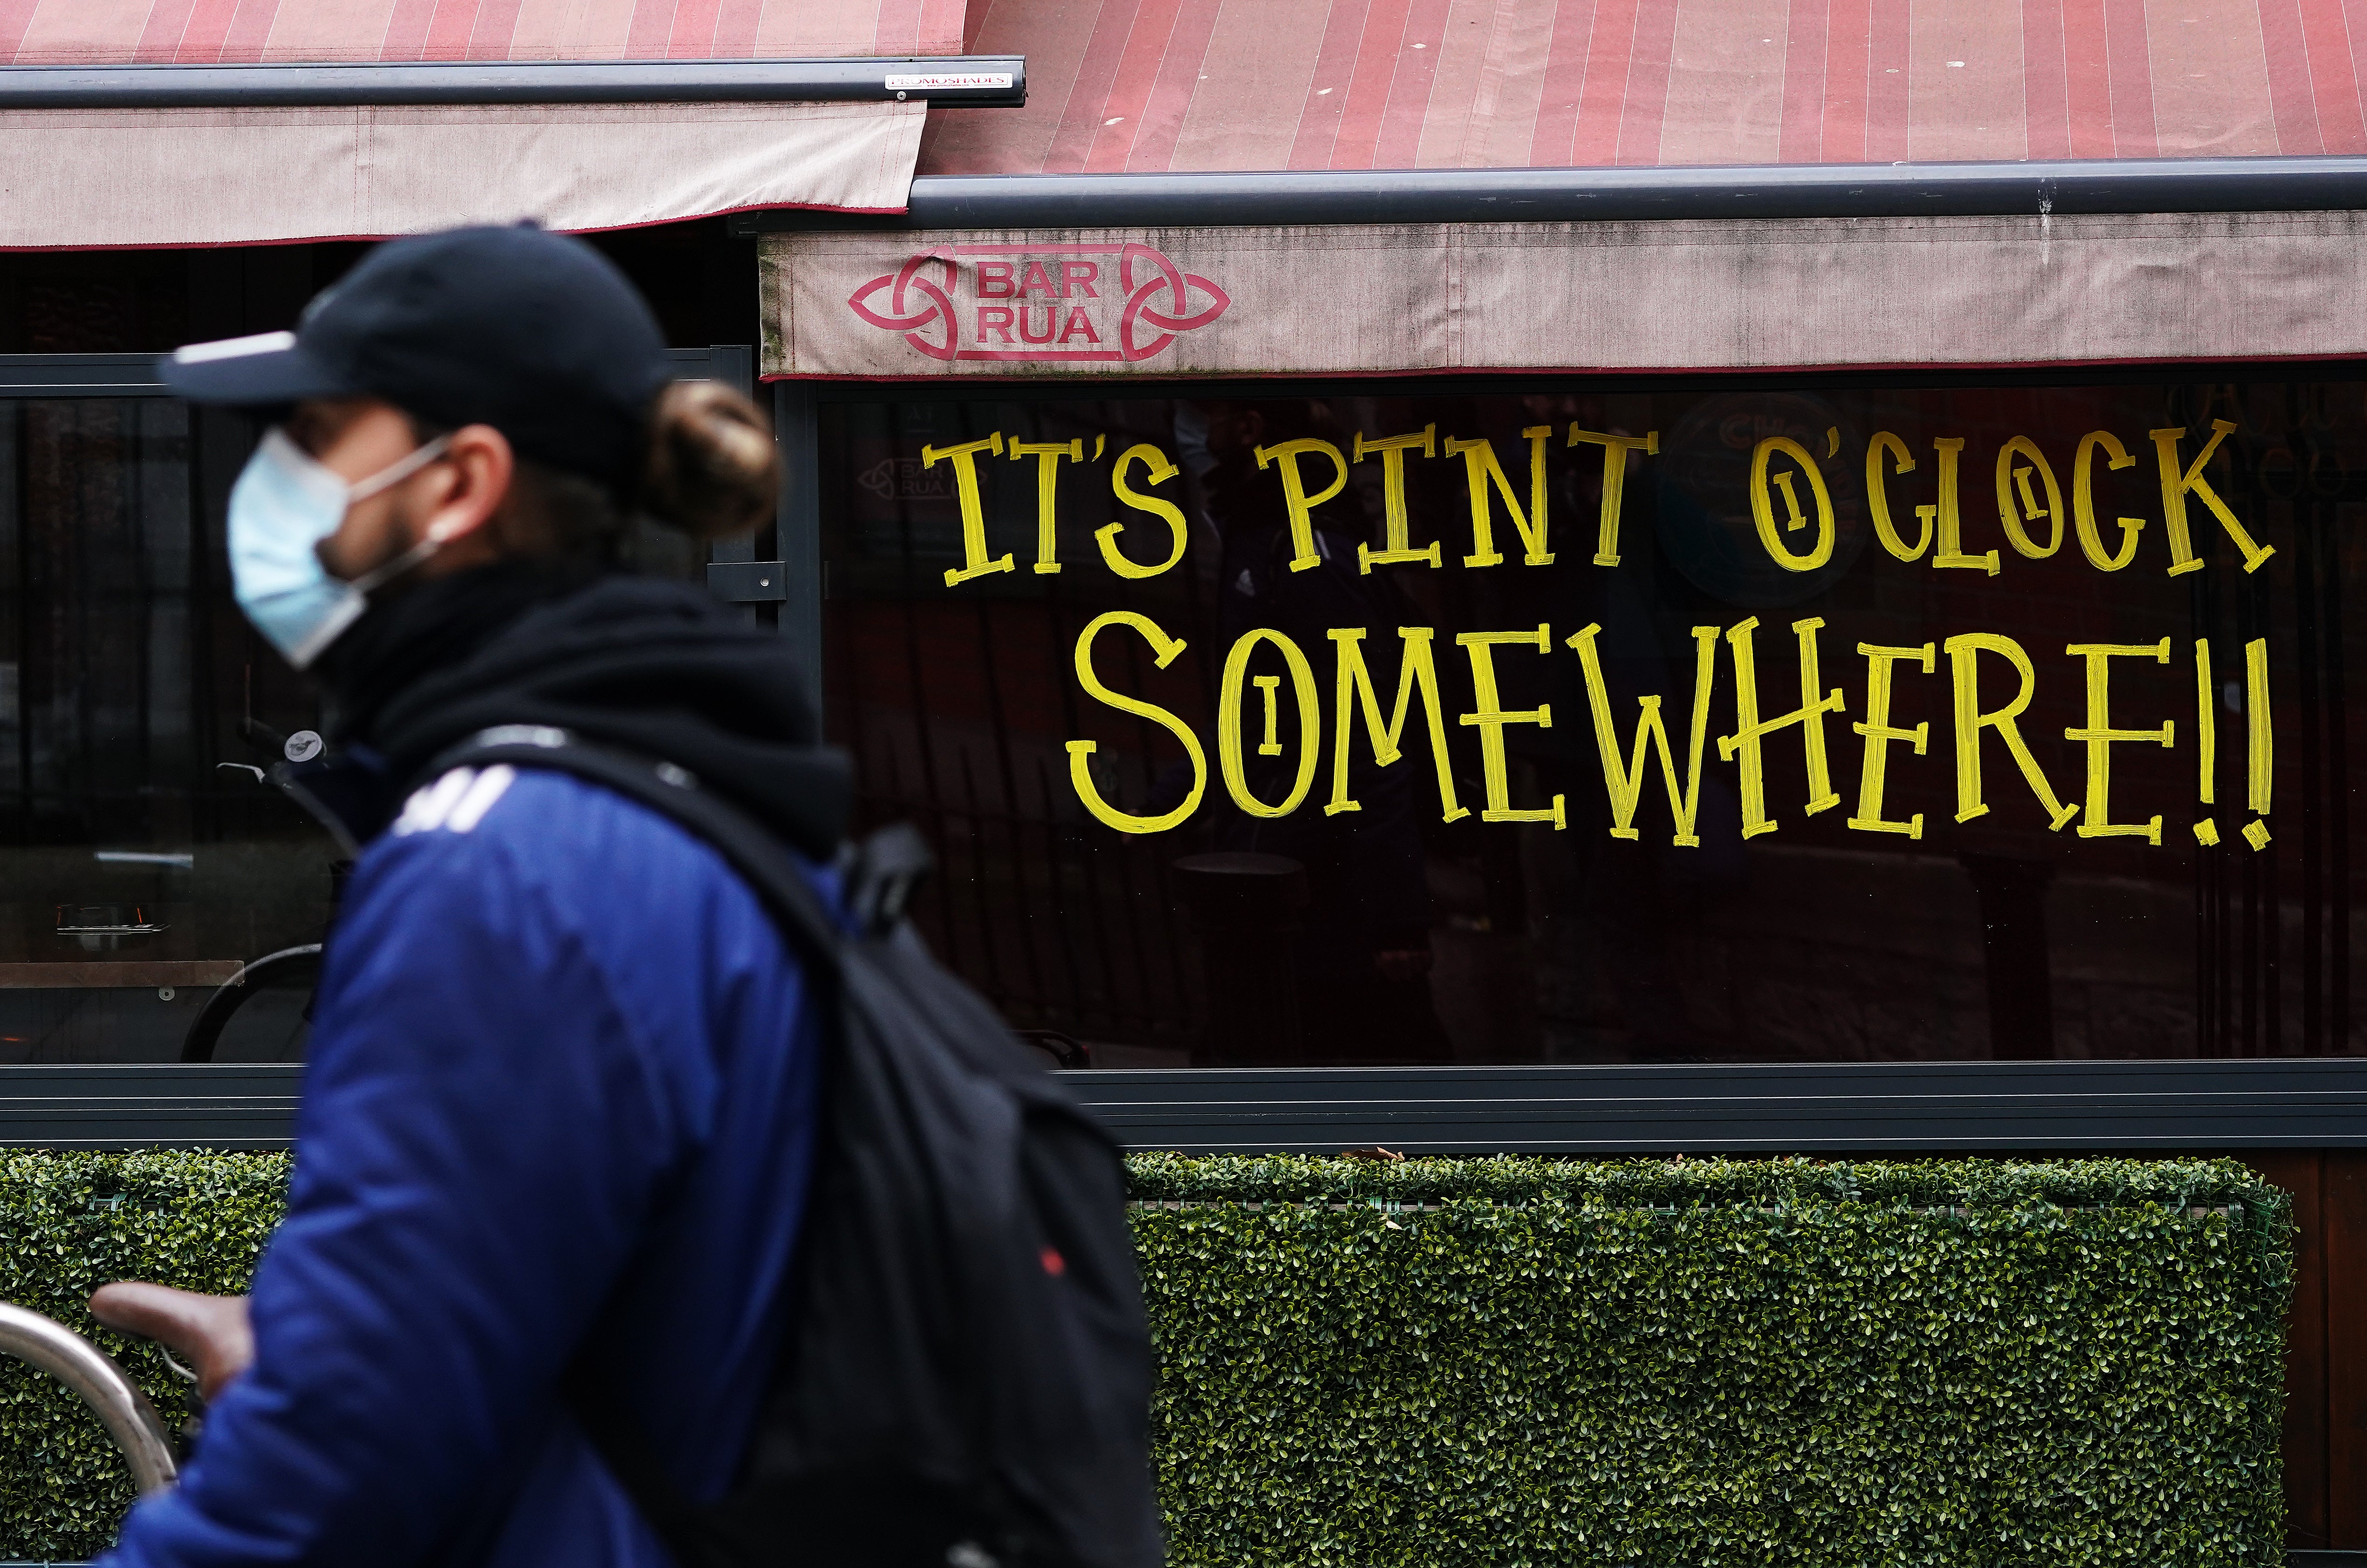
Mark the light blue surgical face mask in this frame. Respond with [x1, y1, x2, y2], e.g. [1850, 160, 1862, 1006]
[227, 427, 454, 668]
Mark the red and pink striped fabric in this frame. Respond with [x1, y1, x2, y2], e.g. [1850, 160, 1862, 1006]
[4, 0, 2357, 170]
[0, 0, 969, 64]
[922, 0, 2367, 171]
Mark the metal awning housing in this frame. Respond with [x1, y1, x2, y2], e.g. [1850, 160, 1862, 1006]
[0, 0, 974, 67]
[0, 57, 1025, 108]
[738, 156, 2367, 230]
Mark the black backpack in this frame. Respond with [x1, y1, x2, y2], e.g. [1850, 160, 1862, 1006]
[436, 728, 1165, 1568]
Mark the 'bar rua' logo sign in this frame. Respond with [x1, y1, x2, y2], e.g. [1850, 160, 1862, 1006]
[848, 243, 1230, 363]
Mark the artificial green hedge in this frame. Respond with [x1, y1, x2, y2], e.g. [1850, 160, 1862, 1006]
[0, 1152, 2292, 1566]
[1132, 1155, 2291, 1568]
[0, 1152, 287, 1558]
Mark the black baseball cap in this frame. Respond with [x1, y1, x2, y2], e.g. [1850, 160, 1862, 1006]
[159, 224, 674, 495]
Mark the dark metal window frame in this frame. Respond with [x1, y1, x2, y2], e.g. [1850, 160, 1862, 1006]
[3, 1057, 2366, 1152]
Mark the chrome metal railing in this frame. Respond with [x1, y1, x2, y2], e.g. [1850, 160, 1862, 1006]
[0, 1302, 178, 1494]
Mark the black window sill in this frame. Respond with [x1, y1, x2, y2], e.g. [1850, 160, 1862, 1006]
[1, 1059, 2363, 1152]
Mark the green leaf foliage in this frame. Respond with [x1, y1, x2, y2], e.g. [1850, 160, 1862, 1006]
[0, 1151, 288, 1561]
[0, 1152, 2289, 1566]
[1132, 1156, 2292, 1568]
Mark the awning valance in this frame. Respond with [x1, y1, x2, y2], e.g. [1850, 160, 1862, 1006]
[0, 100, 925, 249]
[760, 209, 2367, 378]
[0, 0, 1007, 249]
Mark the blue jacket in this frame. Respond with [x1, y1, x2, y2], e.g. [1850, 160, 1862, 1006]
[103, 761, 828, 1567]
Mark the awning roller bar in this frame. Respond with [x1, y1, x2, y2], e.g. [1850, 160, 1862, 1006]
[0, 57, 1027, 109]
[732, 155, 2367, 231]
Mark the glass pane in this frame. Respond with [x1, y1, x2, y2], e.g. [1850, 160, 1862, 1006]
[0, 399, 334, 1063]
[820, 383, 2367, 1066]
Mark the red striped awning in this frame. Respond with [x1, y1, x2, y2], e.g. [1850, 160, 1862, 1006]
[0, 0, 971, 64]
[923, 0, 2367, 173]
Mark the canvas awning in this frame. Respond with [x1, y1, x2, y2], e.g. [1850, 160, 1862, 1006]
[926, 0, 2357, 174]
[755, 0, 2367, 377]
[0, 2, 1021, 248]
[0, 98, 928, 248]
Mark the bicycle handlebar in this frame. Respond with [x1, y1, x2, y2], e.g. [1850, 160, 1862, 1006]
[0, 1301, 178, 1494]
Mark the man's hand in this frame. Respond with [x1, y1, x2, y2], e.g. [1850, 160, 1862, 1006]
[89, 1282, 254, 1401]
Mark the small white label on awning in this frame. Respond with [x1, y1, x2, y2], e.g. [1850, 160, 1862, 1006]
[883, 72, 1014, 91]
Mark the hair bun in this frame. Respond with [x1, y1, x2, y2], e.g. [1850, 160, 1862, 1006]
[639, 379, 780, 539]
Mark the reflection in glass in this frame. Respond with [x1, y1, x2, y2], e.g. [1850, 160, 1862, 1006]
[0, 400, 334, 1063]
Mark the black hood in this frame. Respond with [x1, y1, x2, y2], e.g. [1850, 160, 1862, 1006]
[319, 566, 849, 861]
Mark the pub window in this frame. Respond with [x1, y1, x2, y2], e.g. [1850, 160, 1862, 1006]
[0, 355, 731, 1064]
[0, 393, 317, 1062]
[818, 382, 2364, 1067]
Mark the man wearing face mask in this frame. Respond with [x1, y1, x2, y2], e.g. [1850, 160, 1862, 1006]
[86, 225, 848, 1567]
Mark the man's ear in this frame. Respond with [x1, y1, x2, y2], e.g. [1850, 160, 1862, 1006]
[421, 423, 515, 545]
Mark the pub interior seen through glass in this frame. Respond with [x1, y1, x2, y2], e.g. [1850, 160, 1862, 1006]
[0, 396, 710, 1065]
[0, 398, 328, 1063]
[820, 382, 2367, 1067]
